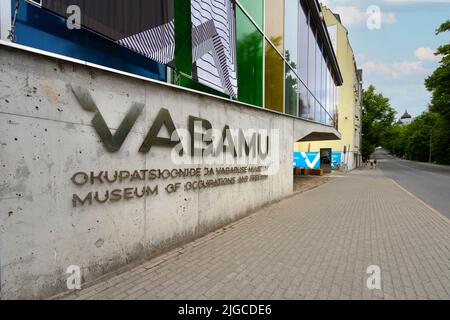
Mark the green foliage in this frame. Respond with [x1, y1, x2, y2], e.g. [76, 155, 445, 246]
[425, 20, 450, 121]
[383, 112, 450, 164]
[431, 115, 450, 164]
[361, 85, 396, 159]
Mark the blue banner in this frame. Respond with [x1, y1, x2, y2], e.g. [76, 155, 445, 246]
[331, 152, 342, 170]
[293, 152, 321, 169]
[294, 152, 342, 170]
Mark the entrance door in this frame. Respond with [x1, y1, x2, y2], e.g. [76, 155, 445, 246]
[320, 148, 332, 173]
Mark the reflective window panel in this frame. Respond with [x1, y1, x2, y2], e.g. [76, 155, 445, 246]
[236, 6, 264, 107]
[285, 63, 298, 116]
[315, 41, 322, 121]
[298, 1, 309, 85]
[307, 21, 317, 120]
[298, 80, 309, 119]
[265, 41, 285, 113]
[238, 0, 264, 30]
[265, 0, 284, 53]
[284, 0, 298, 69]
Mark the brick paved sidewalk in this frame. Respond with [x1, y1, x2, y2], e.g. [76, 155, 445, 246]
[59, 169, 450, 300]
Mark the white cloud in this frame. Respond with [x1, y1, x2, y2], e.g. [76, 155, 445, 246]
[414, 47, 442, 62]
[380, 12, 397, 24]
[362, 60, 429, 79]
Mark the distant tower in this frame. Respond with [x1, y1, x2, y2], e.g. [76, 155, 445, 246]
[398, 109, 412, 125]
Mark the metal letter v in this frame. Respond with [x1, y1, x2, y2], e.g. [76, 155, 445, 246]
[71, 85, 144, 152]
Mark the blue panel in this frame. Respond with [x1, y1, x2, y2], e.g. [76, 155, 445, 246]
[294, 152, 342, 170]
[293, 152, 320, 169]
[331, 152, 342, 170]
[12, 0, 166, 81]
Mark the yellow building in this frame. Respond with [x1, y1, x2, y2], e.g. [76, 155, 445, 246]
[294, 6, 363, 170]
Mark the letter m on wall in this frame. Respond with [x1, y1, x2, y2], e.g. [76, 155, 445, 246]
[71, 85, 144, 152]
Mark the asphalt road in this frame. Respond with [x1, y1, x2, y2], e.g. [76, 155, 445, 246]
[374, 148, 450, 219]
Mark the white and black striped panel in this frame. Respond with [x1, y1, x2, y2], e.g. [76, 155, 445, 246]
[192, 20, 217, 62]
[191, 0, 237, 97]
[192, 0, 235, 70]
[117, 20, 175, 65]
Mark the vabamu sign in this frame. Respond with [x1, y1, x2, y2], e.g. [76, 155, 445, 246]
[70, 85, 280, 208]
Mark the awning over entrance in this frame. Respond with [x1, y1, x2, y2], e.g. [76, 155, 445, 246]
[293, 119, 341, 143]
[296, 131, 341, 142]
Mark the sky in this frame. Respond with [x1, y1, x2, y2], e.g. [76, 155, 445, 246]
[320, 0, 450, 119]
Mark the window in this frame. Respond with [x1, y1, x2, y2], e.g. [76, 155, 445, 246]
[284, 0, 299, 116]
[284, 0, 298, 68]
[298, 2, 309, 119]
[236, 5, 264, 107]
[238, 0, 264, 30]
[285, 64, 298, 116]
[265, 0, 284, 53]
[265, 41, 284, 113]
[307, 21, 317, 120]
[315, 41, 322, 122]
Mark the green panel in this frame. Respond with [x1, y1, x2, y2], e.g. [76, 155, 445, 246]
[265, 41, 284, 113]
[238, 0, 264, 30]
[174, 0, 192, 75]
[236, 6, 264, 107]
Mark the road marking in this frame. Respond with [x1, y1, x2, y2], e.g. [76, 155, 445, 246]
[389, 178, 449, 224]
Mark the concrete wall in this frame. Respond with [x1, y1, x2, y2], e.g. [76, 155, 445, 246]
[0, 44, 339, 299]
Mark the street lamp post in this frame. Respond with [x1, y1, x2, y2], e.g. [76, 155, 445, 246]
[429, 128, 433, 164]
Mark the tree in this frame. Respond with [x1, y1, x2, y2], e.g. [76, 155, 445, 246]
[430, 115, 450, 164]
[422, 20, 450, 164]
[425, 20, 450, 121]
[404, 112, 438, 162]
[382, 124, 404, 157]
[361, 85, 396, 159]
[383, 111, 450, 164]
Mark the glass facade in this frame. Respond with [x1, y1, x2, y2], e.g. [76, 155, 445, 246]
[307, 20, 316, 121]
[236, 5, 264, 107]
[10, 0, 166, 81]
[9, 0, 340, 127]
[284, 0, 299, 69]
[284, 0, 299, 116]
[239, 0, 264, 30]
[285, 63, 298, 116]
[265, 0, 284, 53]
[265, 39, 284, 113]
